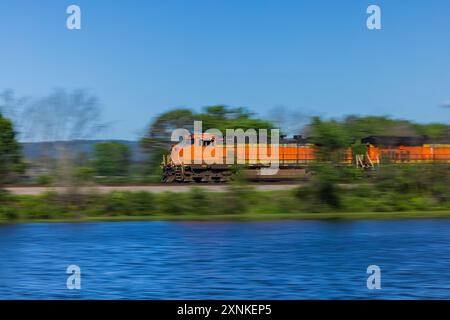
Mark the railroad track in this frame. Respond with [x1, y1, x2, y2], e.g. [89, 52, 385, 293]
[5, 184, 301, 195]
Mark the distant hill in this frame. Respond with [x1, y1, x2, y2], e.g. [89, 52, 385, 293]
[21, 140, 149, 162]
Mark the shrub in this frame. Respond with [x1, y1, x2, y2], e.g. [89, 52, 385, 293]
[127, 191, 155, 215]
[102, 192, 130, 215]
[157, 192, 187, 215]
[35, 174, 53, 186]
[185, 188, 210, 215]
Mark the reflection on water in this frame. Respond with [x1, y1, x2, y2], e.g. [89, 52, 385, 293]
[1, 219, 450, 299]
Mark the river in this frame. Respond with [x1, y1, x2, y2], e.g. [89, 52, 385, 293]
[1, 219, 450, 299]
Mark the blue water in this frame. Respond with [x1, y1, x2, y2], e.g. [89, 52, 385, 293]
[1, 219, 450, 299]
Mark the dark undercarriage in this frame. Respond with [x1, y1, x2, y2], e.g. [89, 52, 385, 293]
[162, 164, 310, 183]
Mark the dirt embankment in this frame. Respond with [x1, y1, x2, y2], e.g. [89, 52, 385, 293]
[5, 184, 299, 195]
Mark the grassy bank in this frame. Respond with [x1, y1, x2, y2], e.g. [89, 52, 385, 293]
[1, 178, 450, 223]
[3, 211, 450, 224]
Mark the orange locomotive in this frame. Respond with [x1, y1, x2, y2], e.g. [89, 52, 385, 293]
[161, 133, 351, 183]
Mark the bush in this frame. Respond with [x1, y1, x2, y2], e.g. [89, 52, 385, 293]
[15, 194, 61, 219]
[102, 192, 130, 215]
[185, 188, 210, 215]
[74, 166, 95, 183]
[0, 206, 19, 220]
[157, 192, 187, 215]
[219, 185, 252, 214]
[36, 174, 53, 186]
[297, 164, 343, 211]
[127, 191, 155, 215]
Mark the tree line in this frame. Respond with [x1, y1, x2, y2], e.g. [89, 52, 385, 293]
[1, 89, 449, 187]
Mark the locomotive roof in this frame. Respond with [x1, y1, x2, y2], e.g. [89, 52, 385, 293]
[361, 135, 450, 146]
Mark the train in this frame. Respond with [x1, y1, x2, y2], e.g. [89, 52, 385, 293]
[161, 133, 450, 183]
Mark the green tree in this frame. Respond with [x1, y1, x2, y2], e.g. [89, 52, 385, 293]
[309, 117, 351, 161]
[340, 115, 450, 143]
[0, 113, 24, 186]
[93, 142, 130, 176]
[307, 115, 450, 159]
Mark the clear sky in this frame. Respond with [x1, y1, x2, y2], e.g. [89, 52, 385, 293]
[1, 0, 449, 140]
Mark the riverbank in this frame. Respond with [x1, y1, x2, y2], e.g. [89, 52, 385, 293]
[1, 180, 449, 223]
[2, 211, 450, 224]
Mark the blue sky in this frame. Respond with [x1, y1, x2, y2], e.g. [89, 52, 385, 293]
[1, 0, 449, 140]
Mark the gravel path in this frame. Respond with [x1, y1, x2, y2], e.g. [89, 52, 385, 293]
[5, 184, 299, 195]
